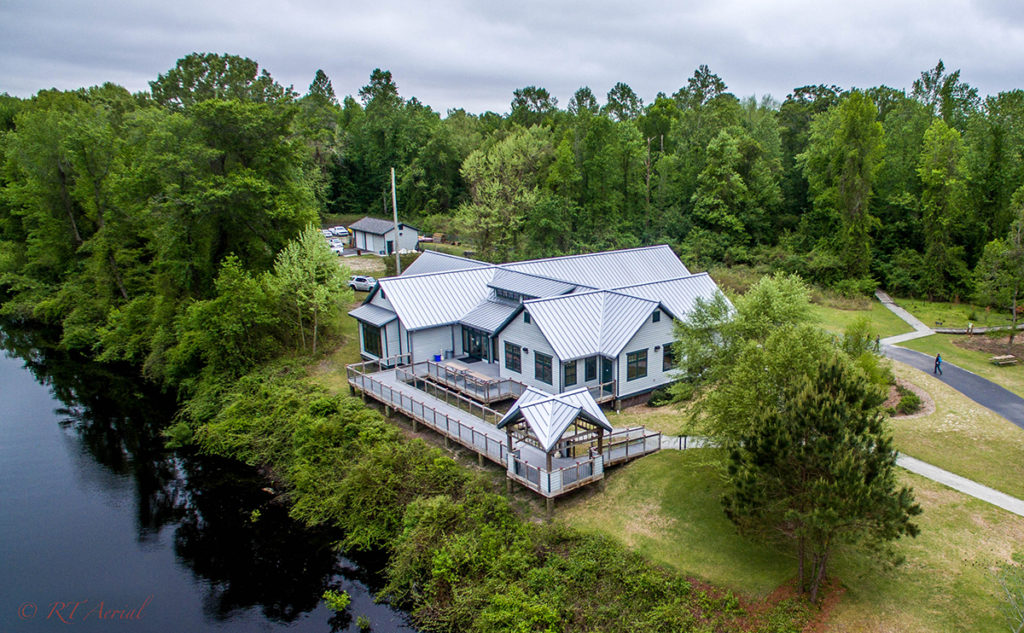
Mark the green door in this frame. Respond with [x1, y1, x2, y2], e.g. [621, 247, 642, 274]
[601, 357, 613, 395]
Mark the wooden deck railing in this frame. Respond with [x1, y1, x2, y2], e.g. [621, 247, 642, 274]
[416, 361, 527, 404]
[346, 361, 660, 499]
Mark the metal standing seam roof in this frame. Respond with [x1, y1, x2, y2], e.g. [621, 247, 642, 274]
[488, 268, 578, 298]
[348, 303, 398, 327]
[459, 299, 521, 334]
[349, 216, 418, 235]
[375, 267, 497, 331]
[501, 244, 689, 290]
[498, 387, 613, 453]
[524, 291, 659, 361]
[611, 273, 730, 321]
[402, 250, 490, 276]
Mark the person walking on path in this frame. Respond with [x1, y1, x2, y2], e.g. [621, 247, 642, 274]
[934, 353, 943, 376]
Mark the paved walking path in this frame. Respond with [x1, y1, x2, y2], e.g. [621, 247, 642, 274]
[876, 289, 935, 345]
[873, 290, 1024, 517]
[897, 454, 1024, 517]
[882, 345, 1024, 431]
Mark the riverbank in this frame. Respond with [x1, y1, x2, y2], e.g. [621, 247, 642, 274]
[182, 358, 813, 632]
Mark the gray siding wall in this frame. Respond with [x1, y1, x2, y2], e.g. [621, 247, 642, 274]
[410, 326, 453, 364]
[617, 314, 676, 398]
[369, 292, 394, 311]
[395, 227, 419, 251]
[497, 311, 560, 394]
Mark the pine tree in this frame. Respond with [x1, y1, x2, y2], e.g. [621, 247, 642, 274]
[723, 355, 921, 602]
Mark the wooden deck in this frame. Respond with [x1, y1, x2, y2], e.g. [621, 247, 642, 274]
[346, 359, 661, 498]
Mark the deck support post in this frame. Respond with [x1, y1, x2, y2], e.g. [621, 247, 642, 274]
[385, 405, 391, 417]
[506, 477, 511, 493]
[412, 418, 418, 432]
[349, 386, 355, 396]
[478, 452, 483, 467]
[546, 497, 553, 514]
[444, 435, 450, 448]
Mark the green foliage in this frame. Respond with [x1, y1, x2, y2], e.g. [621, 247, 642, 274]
[723, 355, 921, 602]
[896, 387, 922, 415]
[799, 90, 884, 279]
[322, 588, 351, 612]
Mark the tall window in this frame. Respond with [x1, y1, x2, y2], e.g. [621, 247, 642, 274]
[663, 344, 675, 371]
[362, 322, 382, 358]
[584, 356, 597, 382]
[505, 342, 522, 373]
[563, 360, 577, 387]
[626, 349, 647, 381]
[652, 310, 661, 322]
[535, 352, 552, 384]
[524, 312, 531, 324]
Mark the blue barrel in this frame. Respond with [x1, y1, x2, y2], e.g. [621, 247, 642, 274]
[434, 354, 442, 362]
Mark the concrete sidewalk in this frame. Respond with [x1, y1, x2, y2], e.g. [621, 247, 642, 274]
[897, 454, 1024, 517]
[876, 289, 934, 345]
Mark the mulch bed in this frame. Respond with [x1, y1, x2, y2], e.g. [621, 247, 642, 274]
[952, 333, 1024, 358]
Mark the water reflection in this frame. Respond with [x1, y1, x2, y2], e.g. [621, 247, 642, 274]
[0, 322, 414, 632]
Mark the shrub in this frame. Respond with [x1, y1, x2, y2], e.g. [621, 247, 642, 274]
[897, 391, 922, 415]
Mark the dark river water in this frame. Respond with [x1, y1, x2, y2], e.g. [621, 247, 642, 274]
[0, 328, 416, 633]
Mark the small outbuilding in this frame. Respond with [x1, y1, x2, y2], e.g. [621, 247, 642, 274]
[349, 217, 419, 255]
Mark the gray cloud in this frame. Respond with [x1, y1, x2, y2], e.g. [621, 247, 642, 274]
[2, 0, 1022, 114]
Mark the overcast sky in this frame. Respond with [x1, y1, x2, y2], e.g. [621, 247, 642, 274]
[2, 0, 1023, 114]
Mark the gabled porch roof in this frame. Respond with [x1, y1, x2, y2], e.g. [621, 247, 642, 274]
[498, 387, 613, 453]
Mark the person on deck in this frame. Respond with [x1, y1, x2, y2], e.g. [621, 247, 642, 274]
[934, 353, 943, 376]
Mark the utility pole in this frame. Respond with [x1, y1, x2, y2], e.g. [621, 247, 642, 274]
[391, 167, 401, 275]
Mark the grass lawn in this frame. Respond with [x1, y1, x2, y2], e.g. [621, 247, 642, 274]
[894, 296, 1014, 329]
[420, 242, 475, 257]
[559, 449, 1023, 633]
[809, 301, 912, 339]
[899, 334, 1024, 399]
[558, 449, 794, 596]
[309, 299, 365, 394]
[607, 401, 699, 436]
[887, 361, 1024, 500]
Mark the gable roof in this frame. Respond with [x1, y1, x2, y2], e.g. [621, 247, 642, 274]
[488, 268, 579, 298]
[348, 303, 398, 327]
[612, 273, 727, 321]
[402, 249, 490, 276]
[524, 291, 658, 361]
[502, 245, 688, 289]
[459, 299, 520, 334]
[349, 216, 417, 235]
[375, 267, 495, 331]
[498, 387, 613, 453]
[352, 245, 721, 339]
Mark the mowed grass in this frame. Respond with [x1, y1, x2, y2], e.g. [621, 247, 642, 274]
[809, 301, 912, 339]
[899, 334, 1024, 399]
[558, 449, 794, 596]
[559, 449, 1023, 633]
[887, 361, 1024, 500]
[896, 297, 1014, 329]
[826, 470, 1023, 633]
[607, 401, 698, 437]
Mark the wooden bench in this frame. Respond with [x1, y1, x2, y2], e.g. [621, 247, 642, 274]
[990, 355, 1018, 366]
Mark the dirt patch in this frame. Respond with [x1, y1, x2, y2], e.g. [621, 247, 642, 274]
[341, 255, 386, 274]
[952, 333, 1024, 358]
[882, 378, 936, 419]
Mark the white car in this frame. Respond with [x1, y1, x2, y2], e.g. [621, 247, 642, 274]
[348, 276, 376, 292]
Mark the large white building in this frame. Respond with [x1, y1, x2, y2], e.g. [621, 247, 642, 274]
[348, 245, 727, 403]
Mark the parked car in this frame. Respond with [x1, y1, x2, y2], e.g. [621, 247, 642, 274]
[330, 245, 345, 256]
[348, 275, 376, 292]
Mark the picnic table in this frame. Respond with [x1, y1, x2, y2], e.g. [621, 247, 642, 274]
[990, 354, 1018, 366]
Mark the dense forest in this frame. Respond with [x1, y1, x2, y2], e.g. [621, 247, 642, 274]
[1, 53, 1023, 388]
